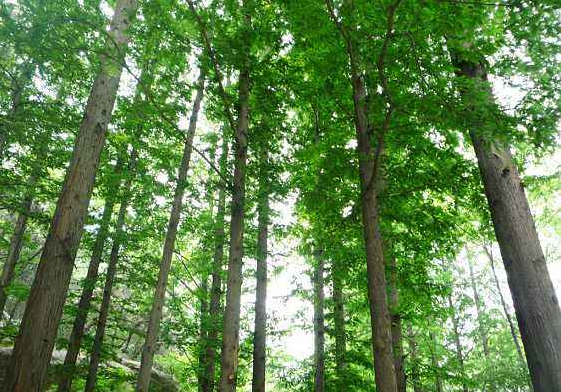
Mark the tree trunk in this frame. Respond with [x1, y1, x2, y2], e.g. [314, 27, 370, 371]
[388, 257, 405, 392]
[406, 326, 424, 392]
[83, 156, 135, 392]
[252, 150, 269, 392]
[0, 173, 37, 316]
[198, 275, 210, 392]
[428, 331, 443, 392]
[483, 245, 526, 368]
[467, 253, 490, 360]
[201, 136, 228, 392]
[332, 261, 346, 392]
[217, 8, 251, 389]
[448, 293, 468, 392]
[453, 54, 561, 392]
[136, 69, 205, 392]
[1, 1, 138, 390]
[56, 158, 124, 392]
[313, 250, 325, 392]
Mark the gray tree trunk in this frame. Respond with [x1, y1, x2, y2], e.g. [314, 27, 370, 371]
[0, 174, 37, 316]
[83, 153, 136, 392]
[313, 250, 325, 392]
[454, 55, 561, 392]
[1, 1, 138, 390]
[136, 69, 205, 392]
[252, 150, 270, 392]
[217, 7, 251, 388]
[201, 136, 228, 392]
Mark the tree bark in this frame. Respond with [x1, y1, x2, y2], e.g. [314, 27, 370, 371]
[1, 2, 138, 390]
[217, 7, 251, 389]
[483, 245, 526, 368]
[323, 1, 398, 390]
[313, 250, 325, 392]
[0, 173, 37, 316]
[448, 293, 468, 392]
[136, 69, 206, 392]
[56, 158, 124, 392]
[453, 55, 561, 392]
[406, 326, 424, 392]
[83, 171, 131, 392]
[388, 257, 405, 392]
[332, 261, 346, 392]
[251, 150, 270, 392]
[201, 136, 228, 392]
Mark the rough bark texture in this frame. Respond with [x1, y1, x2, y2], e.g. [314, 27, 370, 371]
[217, 10, 251, 389]
[56, 158, 123, 392]
[455, 56, 561, 392]
[136, 69, 205, 392]
[252, 150, 269, 392]
[83, 157, 135, 392]
[448, 293, 468, 392]
[332, 262, 346, 392]
[388, 257, 405, 392]
[1, 2, 137, 390]
[0, 174, 37, 316]
[201, 137, 228, 392]
[313, 251, 325, 392]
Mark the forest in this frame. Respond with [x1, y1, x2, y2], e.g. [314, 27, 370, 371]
[0, 0, 560, 391]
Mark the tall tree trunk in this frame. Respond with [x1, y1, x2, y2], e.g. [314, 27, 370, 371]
[198, 275, 210, 392]
[313, 250, 325, 392]
[483, 245, 526, 368]
[201, 136, 229, 392]
[406, 326, 424, 392]
[0, 173, 37, 316]
[388, 257, 405, 392]
[428, 331, 443, 392]
[448, 293, 468, 392]
[332, 261, 346, 392]
[217, 7, 251, 390]
[136, 69, 206, 392]
[467, 254, 490, 359]
[1, 2, 138, 390]
[83, 156, 135, 392]
[56, 158, 124, 392]
[324, 1, 398, 389]
[453, 53, 561, 392]
[252, 150, 270, 392]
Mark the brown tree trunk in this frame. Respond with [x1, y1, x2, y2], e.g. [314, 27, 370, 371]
[136, 69, 206, 392]
[83, 163, 133, 392]
[388, 257, 405, 392]
[252, 150, 270, 392]
[323, 1, 398, 389]
[483, 246, 526, 368]
[313, 250, 325, 392]
[454, 54, 561, 392]
[0, 174, 37, 316]
[217, 8, 251, 389]
[56, 158, 124, 392]
[1, 2, 138, 390]
[448, 293, 468, 392]
[332, 261, 346, 392]
[201, 136, 228, 392]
